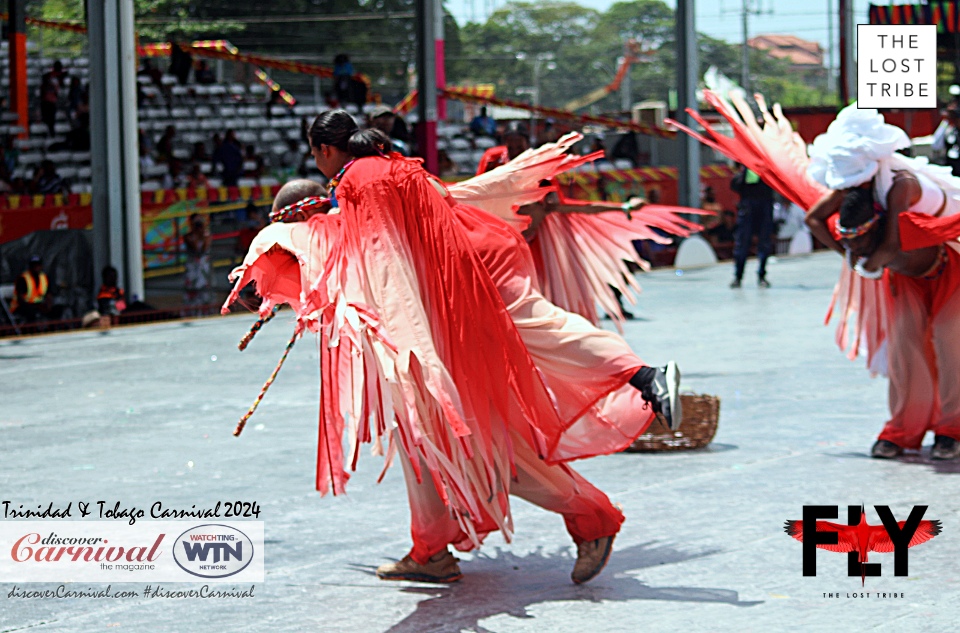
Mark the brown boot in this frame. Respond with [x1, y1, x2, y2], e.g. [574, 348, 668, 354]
[571, 535, 615, 584]
[376, 549, 463, 583]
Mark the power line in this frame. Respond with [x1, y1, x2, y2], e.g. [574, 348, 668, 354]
[135, 12, 415, 25]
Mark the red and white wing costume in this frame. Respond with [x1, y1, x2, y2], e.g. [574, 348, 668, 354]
[448, 132, 703, 328]
[224, 155, 658, 551]
[669, 90, 960, 373]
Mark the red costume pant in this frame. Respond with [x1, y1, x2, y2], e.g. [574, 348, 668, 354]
[402, 428, 624, 565]
[879, 247, 960, 449]
[400, 204, 641, 564]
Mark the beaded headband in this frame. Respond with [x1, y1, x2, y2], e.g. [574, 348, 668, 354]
[837, 202, 883, 239]
[269, 196, 330, 223]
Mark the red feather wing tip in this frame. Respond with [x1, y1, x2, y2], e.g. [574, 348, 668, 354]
[784, 520, 803, 539]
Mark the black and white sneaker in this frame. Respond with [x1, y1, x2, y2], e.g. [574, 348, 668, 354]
[632, 361, 682, 431]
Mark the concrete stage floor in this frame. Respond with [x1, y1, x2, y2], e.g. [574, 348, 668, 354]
[2, 251, 957, 632]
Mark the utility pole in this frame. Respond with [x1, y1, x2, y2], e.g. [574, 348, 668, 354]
[676, 0, 700, 209]
[416, 0, 438, 174]
[839, 0, 856, 104]
[620, 55, 631, 113]
[8, 0, 28, 138]
[741, 0, 750, 91]
[827, 0, 834, 95]
[88, 0, 144, 301]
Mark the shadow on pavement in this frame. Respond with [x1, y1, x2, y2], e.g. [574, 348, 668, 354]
[350, 541, 762, 633]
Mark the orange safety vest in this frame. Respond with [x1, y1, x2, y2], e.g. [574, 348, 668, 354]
[10, 271, 48, 312]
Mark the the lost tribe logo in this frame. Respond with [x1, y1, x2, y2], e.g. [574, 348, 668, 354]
[784, 505, 941, 586]
[172, 524, 255, 579]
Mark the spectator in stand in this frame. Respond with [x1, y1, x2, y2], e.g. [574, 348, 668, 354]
[333, 54, 354, 106]
[67, 77, 83, 123]
[139, 128, 154, 155]
[940, 106, 960, 177]
[367, 105, 410, 156]
[476, 121, 529, 174]
[213, 130, 243, 187]
[161, 159, 188, 189]
[97, 265, 127, 323]
[438, 149, 458, 179]
[139, 141, 157, 176]
[2, 137, 18, 175]
[0, 145, 12, 193]
[39, 61, 65, 136]
[538, 118, 561, 146]
[279, 139, 305, 177]
[187, 163, 209, 189]
[194, 60, 216, 85]
[266, 89, 290, 119]
[469, 106, 496, 137]
[155, 125, 177, 163]
[169, 43, 193, 85]
[66, 90, 91, 151]
[589, 137, 609, 167]
[31, 161, 68, 195]
[706, 210, 737, 256]
[190, 141, 209, 163]
[235, 202, 266, 258]
[243, 145, 266, 179]
[139, 58, 163, 89]
[11, 256, 51, 323]
[698, 185, 725, 232]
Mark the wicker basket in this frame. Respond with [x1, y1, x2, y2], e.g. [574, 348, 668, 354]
[624, 393, 720, 452]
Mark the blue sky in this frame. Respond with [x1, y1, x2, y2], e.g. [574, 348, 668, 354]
[445, 0, 874, 69]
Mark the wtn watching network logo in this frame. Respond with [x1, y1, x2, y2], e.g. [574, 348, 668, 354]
[784, 505, 941, 586]
[173, 524, 255, 579]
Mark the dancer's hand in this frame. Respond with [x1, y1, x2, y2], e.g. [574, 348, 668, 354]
[518, 200, 549, 241]
[862, 243, 897, 273]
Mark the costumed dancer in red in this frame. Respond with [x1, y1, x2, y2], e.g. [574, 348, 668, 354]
[667, 92, 960, 461]
[225, 112, 681, 585]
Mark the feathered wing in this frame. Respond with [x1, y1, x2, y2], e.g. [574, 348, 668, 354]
[532, 205, 702, 327]
[869, 520, 942, 553]
[449, 131, 704, 326]
[784, 520, 859, 553]
[667, 90, 888, 371]
[448, 132, 598, 227]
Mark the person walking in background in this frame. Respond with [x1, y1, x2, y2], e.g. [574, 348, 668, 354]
[39, 61, 64, 136]
[729, 163, 774, 288]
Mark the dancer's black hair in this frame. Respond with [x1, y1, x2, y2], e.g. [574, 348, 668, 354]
[839, 186, 877, 228]
[308, 110, 390, 158]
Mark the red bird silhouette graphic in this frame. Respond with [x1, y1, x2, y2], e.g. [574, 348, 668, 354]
[784, 509, 941, 586]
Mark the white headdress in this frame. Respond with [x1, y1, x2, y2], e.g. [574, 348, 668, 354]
[806, 103, 911, 190]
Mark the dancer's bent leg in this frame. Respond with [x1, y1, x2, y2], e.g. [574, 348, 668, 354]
[877, 276, 936, 451]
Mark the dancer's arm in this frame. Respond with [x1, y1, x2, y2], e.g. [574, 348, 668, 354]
[517, 195, 646, 240]
[805, 189, 845, 255]
[548, 193, 647, 217]
[862, 172, 920, 272]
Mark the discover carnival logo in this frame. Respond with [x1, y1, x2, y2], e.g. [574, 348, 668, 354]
[0, 521, 263, 582]
[173, 524, 254, 579]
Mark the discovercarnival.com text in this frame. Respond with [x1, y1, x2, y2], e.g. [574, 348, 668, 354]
[6, 584, 256, 599]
